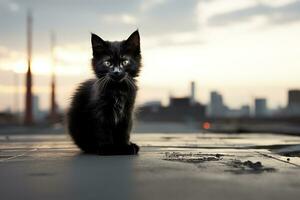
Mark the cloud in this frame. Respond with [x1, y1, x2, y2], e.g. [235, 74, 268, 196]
[139, 0, 165, 12]
[0, 0, 201, 49]
[0, 46, 20, 58]
[137, 0, 200, 36]
[2, 0, 300, 53]
[0, 0, 20, 12]
[102, 14, 137, 25]
[94, 0, 201, 38]
[207, 1, 300, 26]
[8, 1, 20, 12]
[0, 46, 25, 73]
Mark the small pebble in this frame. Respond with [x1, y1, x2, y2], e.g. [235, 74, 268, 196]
[287, 158, 290, 162]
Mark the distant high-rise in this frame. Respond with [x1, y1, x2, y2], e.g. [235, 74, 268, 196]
[208, 91, 226, 117]
[226, 105, 251, 118]
[254, 98, 268, 117]
[240, 105, 251, 117]
[24, 10, 34, 125]
[33, 95, 40, 120]
[288, 90, 300, 106]
[190, 81, 196, 105]
[287, 90, 300, 116]
[49, 32, 58, 123]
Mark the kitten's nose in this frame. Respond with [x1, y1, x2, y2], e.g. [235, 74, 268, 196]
[110, 67, 125, 81]
[113, 70, 122, 76]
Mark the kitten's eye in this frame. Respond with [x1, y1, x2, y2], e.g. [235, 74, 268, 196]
[122, 59, 129, 66]
[103, 61, 111, 67]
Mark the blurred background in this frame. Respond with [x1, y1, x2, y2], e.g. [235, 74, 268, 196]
[0, 0, 300, 134]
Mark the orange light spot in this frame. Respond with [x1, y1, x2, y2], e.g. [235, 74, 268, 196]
[203, 122, 211, 130]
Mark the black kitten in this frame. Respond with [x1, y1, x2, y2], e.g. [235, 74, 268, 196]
[67, 30, 142, 155]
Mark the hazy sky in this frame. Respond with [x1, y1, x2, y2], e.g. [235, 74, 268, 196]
[1, 0, 300, 112]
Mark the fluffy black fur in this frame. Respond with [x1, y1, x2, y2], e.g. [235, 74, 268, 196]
[67, 30, 141, 155]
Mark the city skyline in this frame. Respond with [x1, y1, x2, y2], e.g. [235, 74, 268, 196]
[1, 0, 300, 111]
[1, 79, 296, 115]
[139, 84, 300, 121]
[0, 71, 297, 112]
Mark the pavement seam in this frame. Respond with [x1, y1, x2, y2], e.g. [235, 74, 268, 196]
[255, 151, 300, 168]
[0, 148, 38, 163]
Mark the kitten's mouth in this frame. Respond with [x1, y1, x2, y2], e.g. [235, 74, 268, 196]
[119, 74, 128, 82]
[110, 73, 127, 82]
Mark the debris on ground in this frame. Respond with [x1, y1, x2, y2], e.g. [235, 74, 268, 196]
[226, 159, 276, 174]
[163, 152, 223, 163]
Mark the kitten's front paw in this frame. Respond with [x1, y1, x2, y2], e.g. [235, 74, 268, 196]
[130, 143, 140, 155]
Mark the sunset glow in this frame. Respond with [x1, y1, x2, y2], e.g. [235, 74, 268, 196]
[1, 0, 300, 111]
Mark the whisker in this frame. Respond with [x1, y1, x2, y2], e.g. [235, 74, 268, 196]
[95, 75, 110, 97]
[95, 77, 106, 93]
[102, 76, 110, 92]
[124, 77, 137, 91]
[124, 78, 131, 90]
[93, 76, 105, 87]
[126, 77, 137, 90]
[98, 76, 108, 94]
[93, 76, 105, 91]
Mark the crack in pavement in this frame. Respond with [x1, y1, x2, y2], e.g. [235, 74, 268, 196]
[0, 148, 38, 163]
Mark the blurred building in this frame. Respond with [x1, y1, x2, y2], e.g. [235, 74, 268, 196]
[32, 95, 45, 121]
[208, 91, 227, 117]
[190, 81, 196, 105]
[33, 95, 39, 118]
[0, 112, 17, 125]
[226, 105, 251, 118]
[287, 90, 300, 116]
[141, 101, 162, 113]
[240, 105, 251, 117]
[170, 97, 190, 107]
[254, 98, 268, 117]
[137, 82, 205, 122]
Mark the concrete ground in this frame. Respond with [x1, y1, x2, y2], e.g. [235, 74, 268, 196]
[1, 132, 300, 200]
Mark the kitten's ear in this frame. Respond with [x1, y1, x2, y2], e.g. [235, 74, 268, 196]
[91, 33, 106, 50]
[125, 30, 140, 51]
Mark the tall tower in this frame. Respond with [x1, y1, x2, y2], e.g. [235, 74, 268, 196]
[49, 32, 58, 123]
[287, 90, 300, 116]
[254, 98, 268, 117]
[190, 81, 196, 105]
[24, 10, 34, 125]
